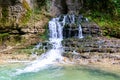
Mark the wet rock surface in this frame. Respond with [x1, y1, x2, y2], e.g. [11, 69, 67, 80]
[62, 37, 120, 53]
[63, 22, 101, 38]
[81, 22, 101, 37]
[63, 52, 120, 66]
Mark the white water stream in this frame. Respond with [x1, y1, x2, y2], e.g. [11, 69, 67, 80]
[16, 15, 83, 74]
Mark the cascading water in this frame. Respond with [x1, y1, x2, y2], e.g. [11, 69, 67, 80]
[16, 16, 64, 74]
[78, 24, 83, 38]
[16, 14, 83, 74]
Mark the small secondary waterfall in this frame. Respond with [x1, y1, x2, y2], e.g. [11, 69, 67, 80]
[78, 24, 83, 38]
[63, 14, 83, 38]
[16, 15, 83, 74]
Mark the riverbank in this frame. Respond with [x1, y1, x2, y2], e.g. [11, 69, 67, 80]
[0, 52, 120, 72]
[62, 52, 120, 73]
[0, 53, 38, 64]
[60, 53, 120, 73]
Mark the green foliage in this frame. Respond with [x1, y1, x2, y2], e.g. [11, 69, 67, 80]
[82, 0, 120, 38]
[34, 8, 41, 14]
[20, 10, 32, 24]
[39, 24, 48, 40]
[15, 48, 32, 55]
[0, 6, 9, 25]
[19, 0, 32, 24]
[83, 0, 115, 14]
[0, 33, 9, 38]
[36, 0, 47, 8]
[0, 33, 9, 44]
[88, 17, 120, 38]
[100, 21, 120, 38]
[113, 0, 120, 15]
[22, 0, 31, 11]
[36, 0, 51, 11]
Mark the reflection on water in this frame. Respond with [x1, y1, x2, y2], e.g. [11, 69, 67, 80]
[0, 63, 120, 80]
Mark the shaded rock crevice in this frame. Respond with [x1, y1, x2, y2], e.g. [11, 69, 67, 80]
[50, 0, 83, 16]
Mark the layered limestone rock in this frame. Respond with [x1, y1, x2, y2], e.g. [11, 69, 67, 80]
[62, 37, 120, 53]
[81, 22, 101, 37]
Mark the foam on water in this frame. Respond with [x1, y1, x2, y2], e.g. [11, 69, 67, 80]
[15, 16, 65, 74]
[15, 15, 83, 74]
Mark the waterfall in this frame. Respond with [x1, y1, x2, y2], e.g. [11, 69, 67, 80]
[78, 24, 83, 38]
[16, 15, 83, 74]
[16, 16, 66, 74]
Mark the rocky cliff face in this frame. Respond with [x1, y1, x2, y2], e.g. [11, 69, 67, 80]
[50, 0, 83, 16]
[50, 0, 67, 16]
[0, 0, 84, 24]
[0, 0, 48, 52]
[0, 0, 33, 25]
[66, 0, 83, 14]
[1, 0, 118, 54]
[0, 0, 95, 47]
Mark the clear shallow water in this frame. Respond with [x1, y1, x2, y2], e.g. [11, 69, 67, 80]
[0, 63, 120, 80]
